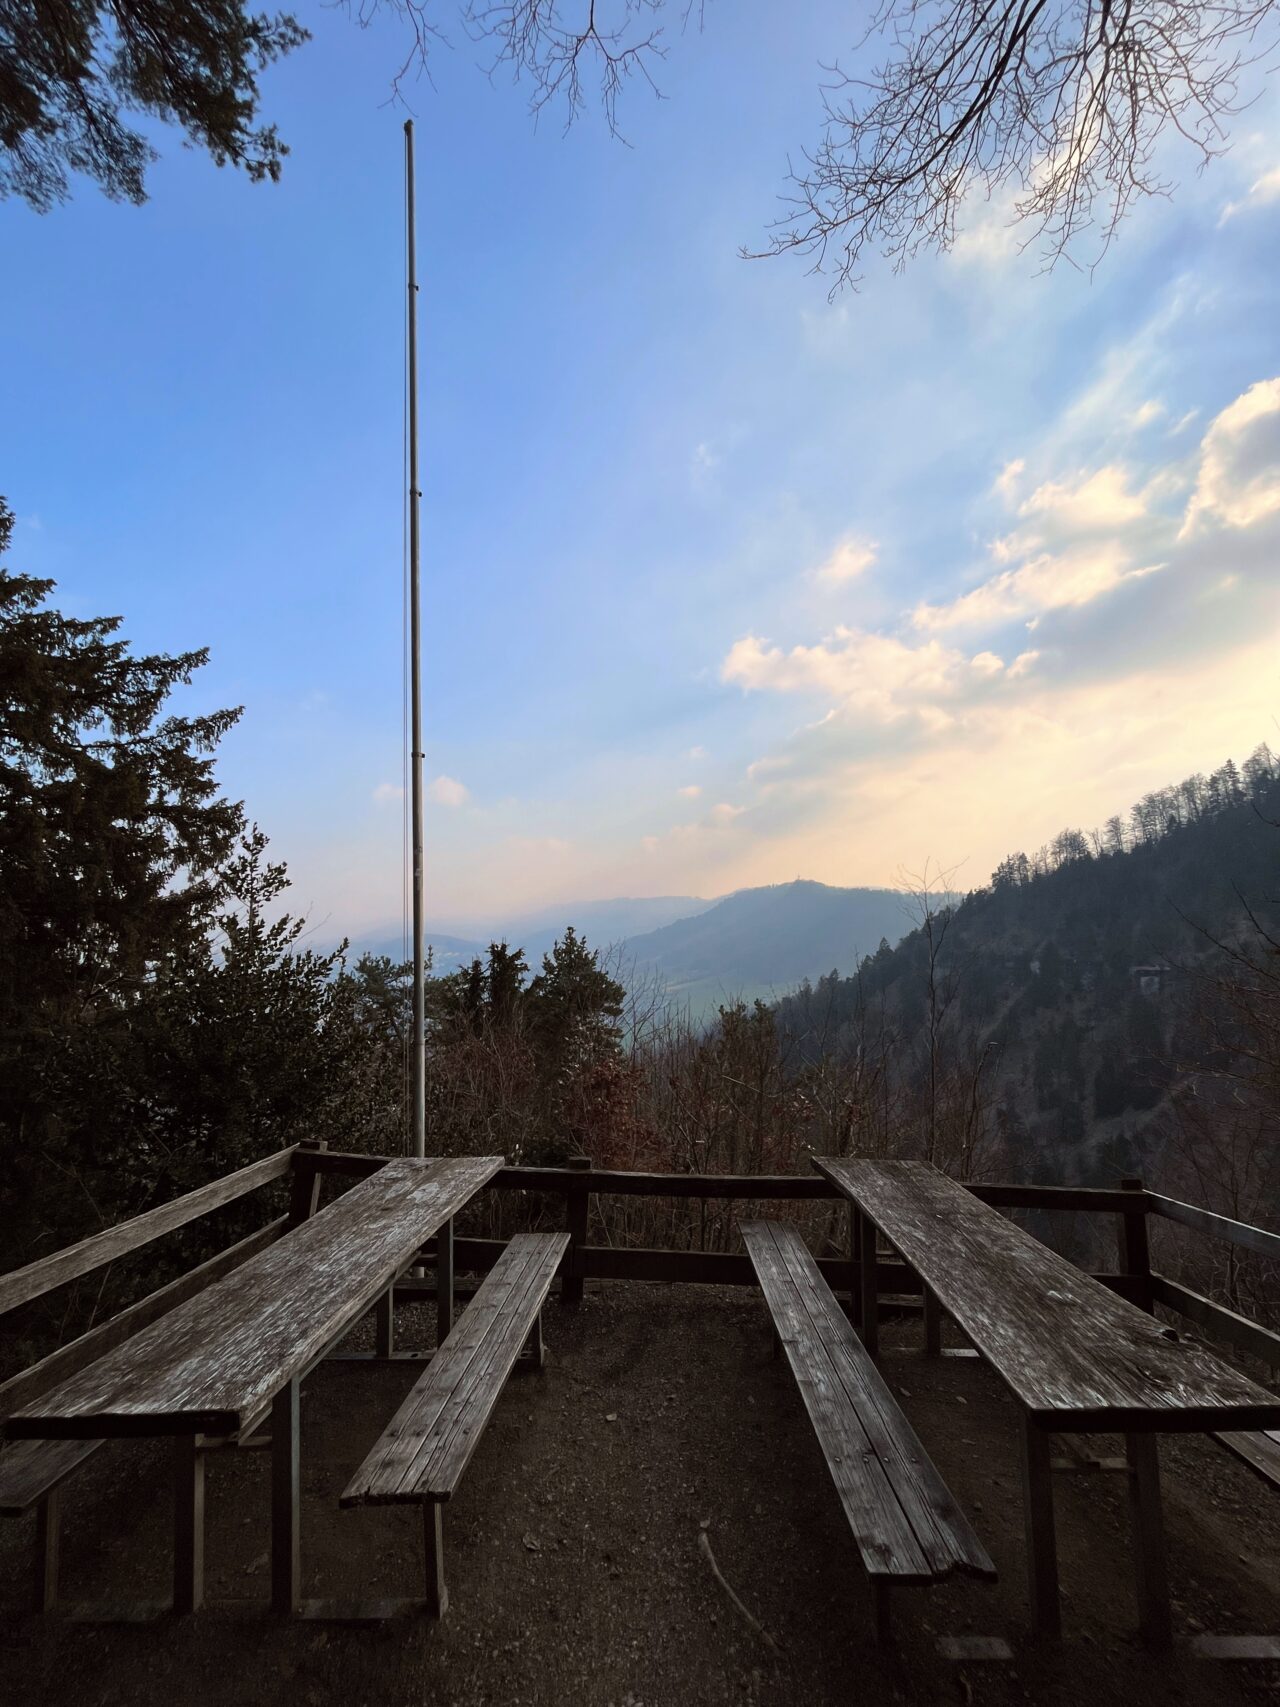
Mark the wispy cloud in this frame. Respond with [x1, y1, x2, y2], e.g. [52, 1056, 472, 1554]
[1219, 165, 1280, 226]
[428, 775, 470, 808]
[813, 534, 878, 586]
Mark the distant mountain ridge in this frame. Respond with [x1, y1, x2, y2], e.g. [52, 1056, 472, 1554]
[351, 882, 917, 1009]
[620, 881, 919, 1015]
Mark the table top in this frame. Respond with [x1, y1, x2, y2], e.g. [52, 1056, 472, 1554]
[814, 1155, 1280, 1431]
[7, 1155, 503, 1440]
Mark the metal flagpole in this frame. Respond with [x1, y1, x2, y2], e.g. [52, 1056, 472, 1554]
[405, 119, 426, 1161]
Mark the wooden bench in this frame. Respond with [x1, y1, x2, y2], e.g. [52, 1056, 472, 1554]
[7, 1156, 504, 1618]
[741, 1219, 995, 1640]
[340, 1230, 570, 1617]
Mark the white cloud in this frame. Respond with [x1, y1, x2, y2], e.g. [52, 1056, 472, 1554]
[687, 745, 708, 760]
[709, 801, 744, 824]
[372, 782, 403, 805]
[993, 458, 1025, 501]
[970, 651, 1004, 677]
[813, 534, 878, 586]
[723, 628, 974, 724]
[428, 774, 470, 808]
[913, 540, 1143, 632]
[677, 783, 702, 799]
[1219, 165, 1280, 226]
[1181, 377, 1280, 535]
[915, 463, 1168, 633]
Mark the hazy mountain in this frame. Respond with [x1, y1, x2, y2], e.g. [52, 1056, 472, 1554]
[495, 895, 713, 965]
[350, 897, 711, 977]
[621, 880, 919, 1015]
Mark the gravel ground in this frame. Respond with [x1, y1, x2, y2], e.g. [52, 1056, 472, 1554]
[3, 1282, 1280, 1706]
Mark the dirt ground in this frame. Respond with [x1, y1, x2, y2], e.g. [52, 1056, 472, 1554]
[3, 1282, 1280, 1707]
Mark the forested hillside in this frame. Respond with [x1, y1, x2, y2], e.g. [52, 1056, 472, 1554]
[775, 748, 1280, 1214]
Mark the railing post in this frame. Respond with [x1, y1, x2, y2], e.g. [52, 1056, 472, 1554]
[287, 1138, 327, 1228]
[561, 1155, 590, 1306]
[1119, 1176, 1153, 1312]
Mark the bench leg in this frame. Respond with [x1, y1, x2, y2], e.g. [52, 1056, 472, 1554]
[1021, 1417, 1061, 1638]
[173, 1434, 205, 1614]
[525, 1307, 546, 1371]
[1126, 1432, 1172, 1647]
[33, 1489, 61, 1613]
[271, 1378, 301, 1616]
[923, 1286, 942, 1356]
[872, 1582, 892, 1646]
[437, 1215, 455, 1345]
[424, 1502, 448, 1618]
[858, 1211, 879, 1359]
[375, 1283, 395, 1358]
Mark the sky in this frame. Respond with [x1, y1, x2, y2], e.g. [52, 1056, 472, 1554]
[4, 3, 1280, 941]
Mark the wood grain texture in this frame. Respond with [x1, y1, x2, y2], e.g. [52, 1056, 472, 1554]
[814, 1158, 1280, 1431]
[342, 1231, 569, 1506]
[0, 1148, 296, 1317]
[6, 1157, 503, 1440]
[741, 1219, 995, 1587]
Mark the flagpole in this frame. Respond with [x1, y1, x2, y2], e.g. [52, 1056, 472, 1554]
[405, 118, 426, 1161]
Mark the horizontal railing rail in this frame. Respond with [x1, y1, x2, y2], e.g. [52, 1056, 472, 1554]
[0, 1146, 297, 1319]
[1146, 1192, 1280, 1262]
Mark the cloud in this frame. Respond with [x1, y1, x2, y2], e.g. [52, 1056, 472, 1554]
[813, 534, 878, 586]
[372, 782, 403, 805]
[1219, 165, 1280, 225]
[1181, 378, 1280, 535]
[915, 464, 1167, 632]
[428, 774, 470, 807]
[913, 541, 1145, 632]
[723, 628, 977, 724]
[718, 370, 1280, 849]
[687, 745, 708, 760]
[677, 783, 702, 799]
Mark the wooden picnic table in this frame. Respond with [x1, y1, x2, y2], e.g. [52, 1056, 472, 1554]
[813, 1155, 1280, 1643]
[7, 1154, 503, 1615]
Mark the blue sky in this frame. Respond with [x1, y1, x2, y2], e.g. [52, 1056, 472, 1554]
[4, 3, 1279, 940]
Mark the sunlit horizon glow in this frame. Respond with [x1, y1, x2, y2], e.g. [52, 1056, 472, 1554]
[4, 4, 1278, 939]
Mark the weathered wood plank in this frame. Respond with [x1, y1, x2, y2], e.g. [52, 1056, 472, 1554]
[814, 1158, 1280, 1432]
[0, 1148, 297, 1317]
[7, 1157, 503, 1440]
[342, 1231, 568, 1506]
[742, 1220, 994, 1586]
